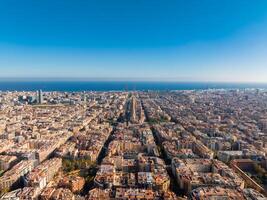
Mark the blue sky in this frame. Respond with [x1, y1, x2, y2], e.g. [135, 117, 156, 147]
[0, 0, 267, 82]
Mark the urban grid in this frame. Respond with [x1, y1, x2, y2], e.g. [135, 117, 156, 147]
[0, 89, 266, 200]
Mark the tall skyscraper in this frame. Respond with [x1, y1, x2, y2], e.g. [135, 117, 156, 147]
[37, 89, 43, 104]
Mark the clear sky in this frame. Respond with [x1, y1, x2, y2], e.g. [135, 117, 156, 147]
[0, 0, 267, 82]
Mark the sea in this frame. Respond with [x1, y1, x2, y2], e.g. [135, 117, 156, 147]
[0, 81, 266, 92]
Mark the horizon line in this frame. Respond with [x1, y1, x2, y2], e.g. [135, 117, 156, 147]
[0, 77, 267, 84]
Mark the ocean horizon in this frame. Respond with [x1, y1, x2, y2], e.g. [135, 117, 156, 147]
[0, 81, 267, 92]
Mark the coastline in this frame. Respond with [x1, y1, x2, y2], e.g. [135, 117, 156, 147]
[0, 81, 267, 92]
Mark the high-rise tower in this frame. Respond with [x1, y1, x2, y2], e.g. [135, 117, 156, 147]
[37, 89, 43, 104]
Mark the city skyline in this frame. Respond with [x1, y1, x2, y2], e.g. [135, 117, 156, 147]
[1, 1, 267, 82]
[1, 2, 267, 198]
